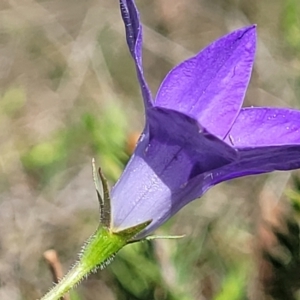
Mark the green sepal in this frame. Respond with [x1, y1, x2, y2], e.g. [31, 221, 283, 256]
[129, 234, 185, 244]
[112, 219, 152, 241]
[92, 158, 111, 227]
[145, 234, 185, 241]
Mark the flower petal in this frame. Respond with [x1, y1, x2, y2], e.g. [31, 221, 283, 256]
[225, 107, 300, 147]
[162, 144, 300, 237]
[147, 107, 238, 172]
[155, 26, 256, 139]
[111, 107, 237, 234]
[195, 144, 300, 191]
[119, 0, 153, 108]
[157, 108, 300, 232]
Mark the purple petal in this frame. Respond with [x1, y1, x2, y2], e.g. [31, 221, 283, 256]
[225, 107, 300, 147]
[148, 108, 300, 233]
[199, 145, 300, 190]
[147, 107, 238, 173]
[111, 107, 237, 234]
[188, 108, 300, 202]
[164, 144, 300, 235]
[119, 0, 153, 108]
[155, 26, 256, 139]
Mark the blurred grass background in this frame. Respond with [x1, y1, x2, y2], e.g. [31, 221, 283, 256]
[1, 0, 300, 299]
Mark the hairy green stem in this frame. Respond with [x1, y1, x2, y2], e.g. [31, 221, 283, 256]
[40, 226, 126, 300]
[40, 219, 151, 300]
[41, 262, 87, 300]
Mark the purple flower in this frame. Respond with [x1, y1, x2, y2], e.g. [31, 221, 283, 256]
[111, 0, 300, 238]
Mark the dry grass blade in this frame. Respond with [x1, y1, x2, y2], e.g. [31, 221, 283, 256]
[43, 249, 70, 300]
